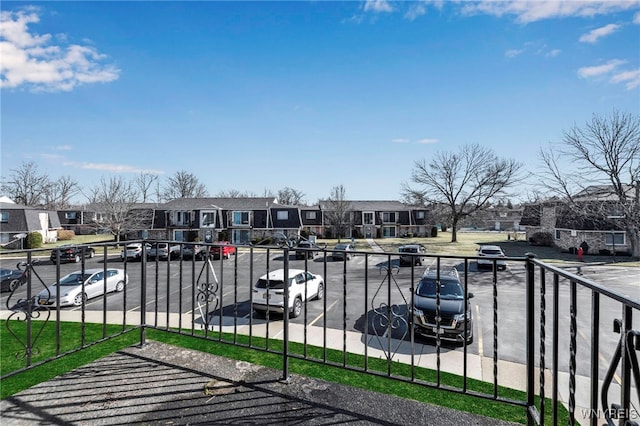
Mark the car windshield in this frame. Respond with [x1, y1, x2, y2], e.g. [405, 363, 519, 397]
[416, 278, 464, 300]
[59, 273, 92, 286]
[400, 247, 417, 253]
[255, 279, 290, 289]
[335, 244, 349, 250]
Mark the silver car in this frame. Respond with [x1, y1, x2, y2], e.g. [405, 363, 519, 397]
[476, 245, 507, 270]
[36, 268, 128, 307]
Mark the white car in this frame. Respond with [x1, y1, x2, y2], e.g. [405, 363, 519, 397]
[252, 269, 324, 318]
[120, 243, 150, 261]
[36, 268, 128, 307]
[476, 245, 507, 270]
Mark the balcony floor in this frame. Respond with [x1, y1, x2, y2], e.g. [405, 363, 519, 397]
[0, 340, 520, 425]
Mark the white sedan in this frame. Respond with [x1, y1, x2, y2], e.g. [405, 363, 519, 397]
[252, 269, 324, 318]
[36, 268, 128, 307]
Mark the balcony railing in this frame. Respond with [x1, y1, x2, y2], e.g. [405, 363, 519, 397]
[1, 241, 638, 426]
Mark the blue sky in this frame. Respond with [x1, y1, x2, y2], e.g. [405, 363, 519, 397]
[1, 1, 639, 205]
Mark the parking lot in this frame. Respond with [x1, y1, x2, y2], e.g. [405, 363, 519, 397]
[1, 246, 638, 382]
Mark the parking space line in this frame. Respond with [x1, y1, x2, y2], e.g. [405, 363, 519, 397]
[475, 304, 484, 358]
[309, 300, 338, 326]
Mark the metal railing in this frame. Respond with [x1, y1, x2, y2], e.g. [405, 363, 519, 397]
[1, 240, 638, 425]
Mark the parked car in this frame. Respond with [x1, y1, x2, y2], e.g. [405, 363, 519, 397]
[181, 244, 208, 260]
[0, 266, 27, 292]
[294, 241, 319, 260]
[120, 242, 151, 261]
[476, 245, 507, 270]
[210, 241, 236, 260]
[412, 267, 474, 344]
[332, 243, 355, 260]
[398, 244, 426, 266]
[148, 242, 181, 260]
[35, 268, 128, 307]
[50, 245, 95, 264]
[252, 268, 324, 318]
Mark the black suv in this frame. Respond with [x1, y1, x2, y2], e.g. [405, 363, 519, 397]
[295, 241, 318, 260]
[412, 267, 474, 344]
[50, 245, 96, 263]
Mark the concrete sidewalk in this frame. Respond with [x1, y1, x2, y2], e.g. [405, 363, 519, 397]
[0, 340, 522, 425]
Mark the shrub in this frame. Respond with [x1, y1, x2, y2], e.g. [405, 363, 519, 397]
[528, 232, 554, 247]
[25, 232, 43, 249]
[57, 229, 76, 241]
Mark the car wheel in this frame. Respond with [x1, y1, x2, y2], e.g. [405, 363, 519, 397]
[9, 279, 20, 292]
[315, 283, 324, 300]
[73, 293, 87, 306]
[290, 297, 302, 318]
[115, 281, 125, 292]
[88, 250, 95, 258]
[74, 254, 81, 263]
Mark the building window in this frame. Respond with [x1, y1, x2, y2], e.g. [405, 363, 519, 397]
[416, 211, 425, 220]
[382, 212, 396, 223]
[306, 211, 317, 220]
[201, 212, 216, 227]
[0, 212, 8, 222]
[363, 212, 374, 225]
[605, 232, 625, 246]
[382, 226, 396, 237]
[65, 212, 77, 220]
[232, 211, 250, 225]
[555, 230, 561, 239]
[276, 210, 288, 220]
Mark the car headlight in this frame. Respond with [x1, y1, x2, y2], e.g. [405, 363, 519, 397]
[452, 312, 471, 327]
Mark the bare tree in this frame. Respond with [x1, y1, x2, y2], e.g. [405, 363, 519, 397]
[277, 187, 306, 206]
[216, 189, 258, 198]
[46, 175, 80, 209]
[325, 185, 352, 241]
[539, 109, 640, 257]
[1, 161, 52, 207]
[163, 170, 208, 200]
[402, 144, 524, 242]
[135, 172, 159, 203]
[87, 176, 150, 242]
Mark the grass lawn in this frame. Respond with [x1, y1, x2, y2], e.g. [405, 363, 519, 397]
[1, 320, 569, 424]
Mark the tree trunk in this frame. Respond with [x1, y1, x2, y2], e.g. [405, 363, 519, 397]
[450, 218, 458, 243]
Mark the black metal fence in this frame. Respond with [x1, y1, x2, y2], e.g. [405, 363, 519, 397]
[1, 240, 638, 426]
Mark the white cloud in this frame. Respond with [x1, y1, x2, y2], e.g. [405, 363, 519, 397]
[67, 161, 164, 175]
[578, 59, 638, 90]
[364, 0, 393, 13]
[578, 59, 626, 78]
[417, 138, 438, 144]
[546, 49, 561, 58]
[579, 23, 620, 43]
[392, 138, 410, 144]
[505, 48, 524, 58]
[461, 1, 637, 24]
[404, 3, 427, 21]
[0, 9, 120, 92]
[55, 145, 72, 151]
[634, 11, 640, 24]
[610, 68, 640, 90]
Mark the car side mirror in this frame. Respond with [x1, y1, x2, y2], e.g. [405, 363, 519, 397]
[468, 292, 474, 299]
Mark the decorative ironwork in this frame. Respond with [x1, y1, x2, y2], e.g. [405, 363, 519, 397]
[371, 264, 408, 361]
[4, 261, 50, 361]
[195, 259, 220, 329]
